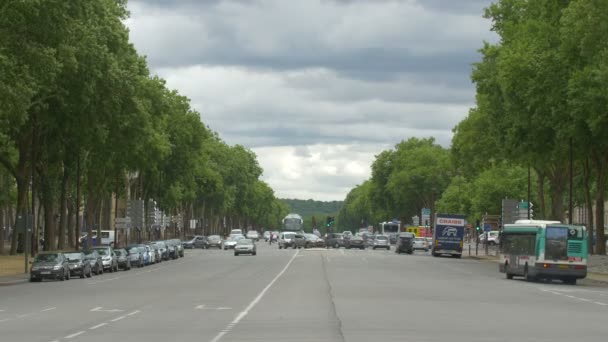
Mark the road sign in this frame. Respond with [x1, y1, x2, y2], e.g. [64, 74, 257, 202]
[421, 208, 431, 215]
[189, 219, 196, 229]
[483, 224, 492, 232]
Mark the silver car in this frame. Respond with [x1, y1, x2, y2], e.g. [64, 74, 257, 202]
[413, 237, 429, 251]
[234, 238, 257, 256]
[372, 235, 390, 250]
[93, 246, 118, 272]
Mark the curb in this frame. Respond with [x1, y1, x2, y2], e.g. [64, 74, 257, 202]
[0, 277, 29, 287]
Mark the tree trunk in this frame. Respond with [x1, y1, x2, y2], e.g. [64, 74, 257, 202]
[67, 198, 75, 248]
[583, 157, 595, 253]
[57, 164, 69, 250]
[44, 199, 57, 251]
[11, 172, 28, 255]
[548, 166, 566, 221]
[594, 159, 607, 255]
[0, 206, 4, 255]
[535, 168, 546, 220]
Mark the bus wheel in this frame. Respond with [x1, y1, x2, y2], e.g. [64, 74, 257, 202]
[524, 265, 535, 282]
[505, 263, 513, 279]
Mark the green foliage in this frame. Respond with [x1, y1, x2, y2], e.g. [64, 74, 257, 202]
[280, 199, 343, 218]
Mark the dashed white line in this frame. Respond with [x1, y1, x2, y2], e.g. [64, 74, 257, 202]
[110, 315, 126, 322]
[65, 331, 85, 339]
[40, 307, 56, 312]
[90, 322, 107, 330]
[209, 250, 300, 342]
[127, 310, 140, 316]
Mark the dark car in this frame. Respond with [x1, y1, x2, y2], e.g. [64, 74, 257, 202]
[395, 233, 415, 254]
[114, 248, 131, 270]
[64, 251, 93, 278]
[127, 246, 144, 268]
[326, 233, 344, 249]
[305, 234, 325, 248]
[83, 249, 104, 275]
[30, 252, 70, 282]
[183, 236, 208, 249]
[207, 235, 223, 249]
[345, 236, 366, 249]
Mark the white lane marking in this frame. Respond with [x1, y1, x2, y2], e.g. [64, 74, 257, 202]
[91, 307, 123, 313]
[0, 318, 11, 323]
[216, 307, 232, 310]
[110, 315, 126, 322]
[541, 288, 608, 307]
[195, 304, 206, 310]
[209, 250, 300, 342]
[40, 307, 56, 312]
[90, 322, 107, 330]
[65, 331, 85, 339]
[127, 310, 140, 316]
[17, 313, 30, 318]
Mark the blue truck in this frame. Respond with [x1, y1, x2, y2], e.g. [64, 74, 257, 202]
[431, 214, 465, 258]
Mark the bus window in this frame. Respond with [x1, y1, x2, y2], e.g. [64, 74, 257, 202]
[501, 233, 535, 255]
[546, 227, 568, 261]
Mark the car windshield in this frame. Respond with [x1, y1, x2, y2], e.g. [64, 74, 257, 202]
[283, 233, 295, 239]
[237, 239, 252, 245]
[34, 253, 59, 262]
[129, 248, 139, 254]
[209, 236, 220, 240]
[115, 250, 125, 256]
[64, 253, 82, 261]
[95, 248, 109, 255]
[376, 236, 388, 241]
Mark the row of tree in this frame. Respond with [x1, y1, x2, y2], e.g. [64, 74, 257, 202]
[0, 1, 288, 255]
[338, 0, 608, 254]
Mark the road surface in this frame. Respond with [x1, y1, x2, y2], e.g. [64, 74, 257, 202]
[1, 243, 607, 341]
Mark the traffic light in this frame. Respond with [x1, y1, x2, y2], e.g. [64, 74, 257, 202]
[326, 216, 331, 227]
[475, 219, 481, 232]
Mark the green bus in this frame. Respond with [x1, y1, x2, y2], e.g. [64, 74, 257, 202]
[499, 220, 588, 285]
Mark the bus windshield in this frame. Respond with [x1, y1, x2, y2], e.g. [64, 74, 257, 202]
[283, 218, 302, 231]
[546, 227, 568, 261]
[382, 223, 399, 234]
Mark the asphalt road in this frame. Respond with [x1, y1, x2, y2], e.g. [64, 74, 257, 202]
[1, 243, 608, 342]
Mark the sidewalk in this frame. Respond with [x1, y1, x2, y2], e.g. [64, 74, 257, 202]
[0, 273, 29, 286]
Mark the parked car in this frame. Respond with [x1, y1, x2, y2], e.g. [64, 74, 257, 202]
[207, 235, 223, 249]
[145, 245, 156, 264]
[148, 243, 161, 263]
[64, 251, 93, 278]
[152, 241, 169, 260]
[127, 246, 144, 268]
[326, 233, 345, 249]
[263, 231, 271, 241]
[128, 244, 151, 265]
[413, 237, 429, 251]
[246, 230, 260, 241]
[171, 239, 184, 257]
[83, 249, 104, 275]
[395, 233, 414, 254]
[30, 252, 70, 282]
[345, 235, 365, 249]
[479, 231, 500, 245]
[164, 240, 178, 259]
[372, 235, 390, 250]
[93, 246, 118, 272]
[114, 248, 131, 270]
[234, 238, 257, 256]
[278, 231, 296, 249]
[183, 236, 208, 249]
[343, 231, 353, 239]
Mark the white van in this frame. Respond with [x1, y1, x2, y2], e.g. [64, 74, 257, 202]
[278, 232, 296, 249]
[230, 229, 243, 237]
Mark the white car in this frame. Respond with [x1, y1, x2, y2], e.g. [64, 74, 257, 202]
[223, 235, 244, 250]
[278, 232, 296, 249]
[146, 245, 156, 264]
[246, 230, 260, 241]
[412, 237, 429, 251]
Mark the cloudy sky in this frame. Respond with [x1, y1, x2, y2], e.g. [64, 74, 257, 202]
[125, 0, 497, 201]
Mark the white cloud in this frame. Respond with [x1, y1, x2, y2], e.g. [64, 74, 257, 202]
[124, 0, 497, 201]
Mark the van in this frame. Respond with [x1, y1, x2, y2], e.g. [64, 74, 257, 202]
[278, 232, 296, 249]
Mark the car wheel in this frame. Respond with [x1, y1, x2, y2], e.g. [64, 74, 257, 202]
[234, 252, 238, 256]
[80, 270, 85, 279]
[505, 263, 513, 279]
[30, 277, 36, 282]
[109, 265, 113, 273]
[253, 252, 257, 256]
[87, 268, 93, 278]
[279, 245, 282, 249]
[59, 270, 65, 281]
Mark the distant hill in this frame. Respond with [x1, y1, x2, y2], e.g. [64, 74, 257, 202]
[280, 199, 343, 218]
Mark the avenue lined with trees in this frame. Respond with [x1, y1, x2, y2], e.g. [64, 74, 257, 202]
[0, 0, 288, 255]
